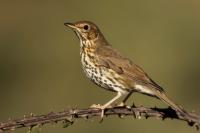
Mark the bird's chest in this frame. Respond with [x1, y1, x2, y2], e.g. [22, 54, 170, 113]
[81, 53, 103, 85]
[80, 52, 128, 94]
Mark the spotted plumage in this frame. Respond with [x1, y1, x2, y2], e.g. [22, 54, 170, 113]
[65, 21, 189, 118]
[80, 40, 128, 94]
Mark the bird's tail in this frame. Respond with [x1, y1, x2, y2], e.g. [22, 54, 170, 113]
[155, 91, 188, 117]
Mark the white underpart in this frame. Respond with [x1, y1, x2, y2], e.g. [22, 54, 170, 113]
[80, 40, 152, 96]
[103, 68, 127, 94]
[135, 84, 154, 95]
[82, 53, 127, 94]
[80, 41, 127, 95]
[75, 31, 84, 48]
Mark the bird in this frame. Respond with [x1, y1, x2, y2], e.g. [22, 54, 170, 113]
[64, 20, 188, 118]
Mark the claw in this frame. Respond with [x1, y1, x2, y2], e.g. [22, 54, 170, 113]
[90, 104, 106, 121]
[90, 104, 102, 108]
[132, 101, 136, 107]
[117, 102, 126, 107]
[89, 92, 122, 121]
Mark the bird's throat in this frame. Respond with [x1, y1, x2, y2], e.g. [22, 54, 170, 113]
[80, 39, 96, 55]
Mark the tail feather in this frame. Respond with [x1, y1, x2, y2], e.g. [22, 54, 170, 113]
[155, 91, 188, 116]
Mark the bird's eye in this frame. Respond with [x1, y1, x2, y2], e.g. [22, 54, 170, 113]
[83, 25, 89, 30]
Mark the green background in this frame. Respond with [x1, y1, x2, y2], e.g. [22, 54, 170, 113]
[0, 0, 200, 133]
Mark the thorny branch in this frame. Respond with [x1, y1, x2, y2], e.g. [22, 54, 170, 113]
[0, 106, 200, 132]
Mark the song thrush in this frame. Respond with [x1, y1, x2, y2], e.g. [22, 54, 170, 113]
[64, 21, 188, 118]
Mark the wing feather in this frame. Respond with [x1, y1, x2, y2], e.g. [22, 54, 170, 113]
[95, 45, 164, 92]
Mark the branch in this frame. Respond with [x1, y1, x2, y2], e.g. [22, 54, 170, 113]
[0, 106, 200, 132]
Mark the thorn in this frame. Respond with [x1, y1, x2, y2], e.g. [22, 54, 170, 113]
[138, 115, 141, 119]
[99, 117, 104, 123]
[73, 109, 77, 114]
[118, 114, 125, 119]
[85, 115, 89, 119]
[196, 125, 199, 131]
[28, 125, 34, 132]
[74, 113, 79, 118]
[168, 106, 172, 110]
[188, 121, 195, 126]
[30, 113, 34, 116]
[105, 113, 108, 118]
[62, 120, 74, 128]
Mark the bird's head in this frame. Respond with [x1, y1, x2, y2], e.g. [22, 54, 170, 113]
[64, 21, 101, 41]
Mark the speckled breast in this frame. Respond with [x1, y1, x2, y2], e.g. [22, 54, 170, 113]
[80, 52, 128, 94]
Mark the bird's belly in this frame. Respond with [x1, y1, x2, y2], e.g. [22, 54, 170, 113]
[81, 53, 128, 94]
[82, 65, 128, 94]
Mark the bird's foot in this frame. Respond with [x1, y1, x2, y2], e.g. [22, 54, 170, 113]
[115, 102, 131, 109]
[117, 102, 126, 107]
[115, 101, 136, 108]
[90, 104, 110, 122]
[90, 104, 102, 109]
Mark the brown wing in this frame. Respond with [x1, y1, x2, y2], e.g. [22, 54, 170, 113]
[95, 45, 164, 92]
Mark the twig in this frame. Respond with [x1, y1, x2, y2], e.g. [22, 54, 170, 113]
[0, 106, 200, 132]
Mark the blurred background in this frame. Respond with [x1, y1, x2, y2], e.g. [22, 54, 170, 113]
[0, 0, 200, 133]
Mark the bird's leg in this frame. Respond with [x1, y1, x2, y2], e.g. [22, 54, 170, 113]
[100, 92, 122, 118]
[102, 92, 122, 108]
[117, 92, 133, 107]
[90, 92, 122, 118]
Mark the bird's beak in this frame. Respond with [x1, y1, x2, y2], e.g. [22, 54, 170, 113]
[64, 22, 77, 30]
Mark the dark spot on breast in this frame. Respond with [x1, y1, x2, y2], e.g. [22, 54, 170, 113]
[113, 85, 118, 87]
[85, 61, 88, 65]
[108, 84, 113, 87]
[99, 68, 103, 76]
[99, 80, 102, 84]
[94, 69, 98, 74]
[87, 54, 94, 59]
[107, 77, 116, 84]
